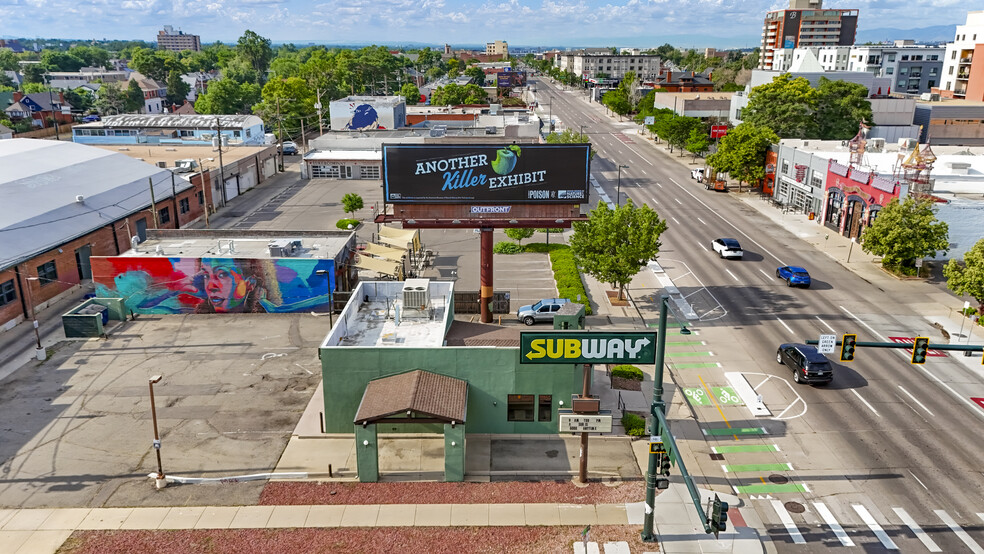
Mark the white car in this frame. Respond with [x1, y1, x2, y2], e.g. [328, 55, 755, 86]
[711, 238, 743, 259]
[691, 168, 705, 182]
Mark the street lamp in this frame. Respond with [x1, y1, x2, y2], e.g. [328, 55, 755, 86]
[617, 165, 629, 206]
[148, 375, 166, 489]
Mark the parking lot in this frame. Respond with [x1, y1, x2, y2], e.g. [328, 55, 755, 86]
[0, 314, 325, 509]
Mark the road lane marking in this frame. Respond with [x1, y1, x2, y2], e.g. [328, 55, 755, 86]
[814, 502, 854, 547]
[712, 444, 779, 454]
[698, 242, 708, 251]
[738, 483, 807, 494]
[898, 386, 934, 416]
[656, 182, 663, 188]
[907, 470, 930, 491]
[775, 317, 794, 334]
[696, 217, 707, 225]
[759, 268, 773, 281]
[703, 427, 766, 436]
[671, 216, 680, 225]
[852, 504, 897, 549]
[726, 269, 739, 282]
[851, 389, 880, 417]
[674, 198, 683, 205]
[815, 316, 836, 333]
[723, 463, 792, 473]
[699, 374, 733, 436]
[770, 500, 806, 544]
[936, 509, 984, 554]
[893, 507, 941, 552]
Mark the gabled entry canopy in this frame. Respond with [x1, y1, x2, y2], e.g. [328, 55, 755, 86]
[354, 370, 467, 425]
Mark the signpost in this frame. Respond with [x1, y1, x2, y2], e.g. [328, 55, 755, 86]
[559, 411, 613, 433]
[710, 125, 728, 139]
[520, 331, 657, 365]
[817, 334, 837, 354]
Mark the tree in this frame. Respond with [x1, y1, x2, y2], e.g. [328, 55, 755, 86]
[665, 115, 702, 155]
[125, 79, 145, 112]
[0, 48, 18, 71]
[64, 88, 95, 114]
[706, 123, 778, 191]
[95, 83, 127, 115]
[22, 64, 46, 85]
[505, 228, 535, 245]
[861, 197, 949, 275]
[464, 65, 485, 87]
[685, 127, 711, 161]
[429, 83, 487, 105]
[570, 199, 668, 300]
[544, 128, 594, 159]
[601, 89, 631, 119]
[341, 193, 364, 217]
[128, 47, 169, 82]
[400, 82, 420, 105]
[165, 70, 191, 107]
[815, 77, 873, 140]
[447, 58, 461, 78]
[253, 76, 315, 138]
[944, 238, 984, 315]
[40, 50, 85, 72]
[742, 73, 818, 139]
[236, 30, 274, 77]
[194, 78, 261, 114]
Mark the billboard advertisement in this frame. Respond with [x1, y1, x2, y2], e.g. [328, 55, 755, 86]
[496, 71, 527, 87]
[329, 99, 406, 131]
[382, 144, 590, 204]
[92, 256, 335, 314]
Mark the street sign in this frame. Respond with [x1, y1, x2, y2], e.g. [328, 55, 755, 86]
[644, 116, 655, 125]
[710, 125, 728, 139]
[649, 441, 666, 455]
[520, 331, 657, 364]
[559, 411, 613, 433]
[817, 334, 837, 354]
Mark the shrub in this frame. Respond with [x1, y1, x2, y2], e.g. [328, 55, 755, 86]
[621, 413, 646, 436]
[611, 364, 644, 381]
[336, 218, 359, 229]
[493, 241, 523, 254]
[548, 245, 592, 315]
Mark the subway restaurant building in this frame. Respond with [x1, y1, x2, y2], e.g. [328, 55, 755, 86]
[319, 280, 588, 481]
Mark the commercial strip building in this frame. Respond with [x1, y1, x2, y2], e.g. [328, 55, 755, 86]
[156, 25, 201, 52]
[759, 0, 859, 70]
[769, 137, 984, 258]
[72, 114, 267, 147]
[90, 229, 356, 315]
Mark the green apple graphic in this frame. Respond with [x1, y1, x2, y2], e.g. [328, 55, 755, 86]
[491, 145, 522, 175]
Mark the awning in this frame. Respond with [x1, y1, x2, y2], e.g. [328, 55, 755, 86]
[363, 242, 406, 262]
[354, 254, 403, 279]
[354, 370, 468, 425]
[379, 225, 420, 251]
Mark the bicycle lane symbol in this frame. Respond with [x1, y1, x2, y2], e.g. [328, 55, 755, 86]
[684, 387, 711, 406]
[712, 387, 742, 405]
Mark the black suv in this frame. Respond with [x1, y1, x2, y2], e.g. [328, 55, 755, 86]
[776, 343, 833, 385]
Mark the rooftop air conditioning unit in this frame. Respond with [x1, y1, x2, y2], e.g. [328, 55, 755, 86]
[868, 138, 885, 152]
[402, 278, 431, 310]
[268, 238, 301, 257]
[157, 161, 167, 168]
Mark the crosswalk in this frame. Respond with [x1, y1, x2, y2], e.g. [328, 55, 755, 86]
[765, 499, 984, 551]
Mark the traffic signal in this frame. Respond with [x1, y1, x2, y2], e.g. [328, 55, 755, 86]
[840, 334, 857, 362]
[660, 452, 672, 476]
[654, 453, 670, 489]
[709, 494, 729, 538]
[912, 337, 930, 364]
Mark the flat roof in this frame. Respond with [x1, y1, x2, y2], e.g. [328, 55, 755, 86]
[91, 144, 273, 168]
[76, 114, 264, 130]
[304, 150, 382, 161]
[333, 95, 405, 107]
[323, 280, 454, 349]
[117, 231, 352, 260]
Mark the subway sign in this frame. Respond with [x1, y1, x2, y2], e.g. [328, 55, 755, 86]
[519, 332, 657, 365]
[382, 144, 590, 204]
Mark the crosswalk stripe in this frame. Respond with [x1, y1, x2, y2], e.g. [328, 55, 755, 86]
[573, 541, 600, 554]
[602, 542, 631, 554]
[813, 502, 854, 546]
[979, 512, 984, 523]
[893, 507, 941, 552]
[852, 504, 897, 550]
[770, 499, 805, 544]
[936, 509, 984, 554]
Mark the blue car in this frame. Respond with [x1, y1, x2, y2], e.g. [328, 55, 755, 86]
[82, 114, 101, 122]
[776, 266, 811, 288]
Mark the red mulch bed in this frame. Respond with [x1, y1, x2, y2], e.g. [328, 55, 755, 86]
[606, 291, 630, 306]
[260, 481, 644, 506]
[611, 376, 642, 391]
[57, 526, 657, 554]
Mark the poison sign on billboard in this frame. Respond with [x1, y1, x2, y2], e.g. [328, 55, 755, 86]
[383, 144, 591, 203]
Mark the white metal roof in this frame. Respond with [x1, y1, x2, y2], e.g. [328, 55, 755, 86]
[0, 139, 192, 270]
[304, 150, 382, 161]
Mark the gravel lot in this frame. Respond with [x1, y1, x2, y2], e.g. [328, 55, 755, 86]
[57, 525, 657, 553]
[259, 480, 645, 506]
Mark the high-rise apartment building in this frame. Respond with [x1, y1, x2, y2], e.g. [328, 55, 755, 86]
[157, 26, 201, 52]
[940, 11, 984, 100]
[760, 0, 858, 70]
[486, 40, 508, 58]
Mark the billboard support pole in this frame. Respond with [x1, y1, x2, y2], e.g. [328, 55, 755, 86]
[480, 228, 494, 323]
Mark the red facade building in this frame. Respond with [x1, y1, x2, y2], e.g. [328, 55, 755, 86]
[821, 160, 899, 239]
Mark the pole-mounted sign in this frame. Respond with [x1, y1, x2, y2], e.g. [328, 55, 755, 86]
[519, 332, 657, 364]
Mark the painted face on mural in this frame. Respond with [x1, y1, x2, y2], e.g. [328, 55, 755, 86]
[201, 261, 251, 312]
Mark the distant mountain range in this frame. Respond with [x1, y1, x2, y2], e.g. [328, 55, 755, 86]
[855, 25, 956, 45]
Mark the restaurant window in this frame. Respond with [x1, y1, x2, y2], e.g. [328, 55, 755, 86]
[507, 394, 535, 422]
[538, 395, 552, 422]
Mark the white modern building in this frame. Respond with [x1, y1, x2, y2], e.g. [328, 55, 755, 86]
[554, 50, 662, 82]
[940, 10, 984, 101]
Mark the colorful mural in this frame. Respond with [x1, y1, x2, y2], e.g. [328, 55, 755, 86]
[91, 257, 336, 314]
[344, 104, 385, 130]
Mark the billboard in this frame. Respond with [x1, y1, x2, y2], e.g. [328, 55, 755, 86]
[91, 256, 335, 314]
[383, 144, 590, 204]
[329, 99, 405, 131]
[496, 71, 527, 87]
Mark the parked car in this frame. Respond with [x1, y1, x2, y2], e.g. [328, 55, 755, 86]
[517, 298, 570, 326]
[691, 168, 705, 182]
[776, 266, 811, 287]
[711, 238, 743, 259]
[777, 343, 833, 384]
[280, 141, 298, 155]
[82, 114, 101, 123]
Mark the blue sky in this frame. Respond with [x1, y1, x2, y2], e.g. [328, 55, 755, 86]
[0, 0, 968, 49]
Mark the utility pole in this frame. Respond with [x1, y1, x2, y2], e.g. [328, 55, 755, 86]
[196, 158, 210, 228]
[276, 97, 285, 171]
[315, 87, 324, 135]
[148, 177, 159, 228]
[214, 116, 227, 206]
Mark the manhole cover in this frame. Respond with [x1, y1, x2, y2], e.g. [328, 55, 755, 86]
[710, 453, 725, 461]
[784, 501, 806, 514]
[769, 473, 789, 484]
[545, 450, 559, 458]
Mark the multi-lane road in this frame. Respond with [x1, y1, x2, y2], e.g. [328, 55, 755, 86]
[534, 76, 984, 552]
